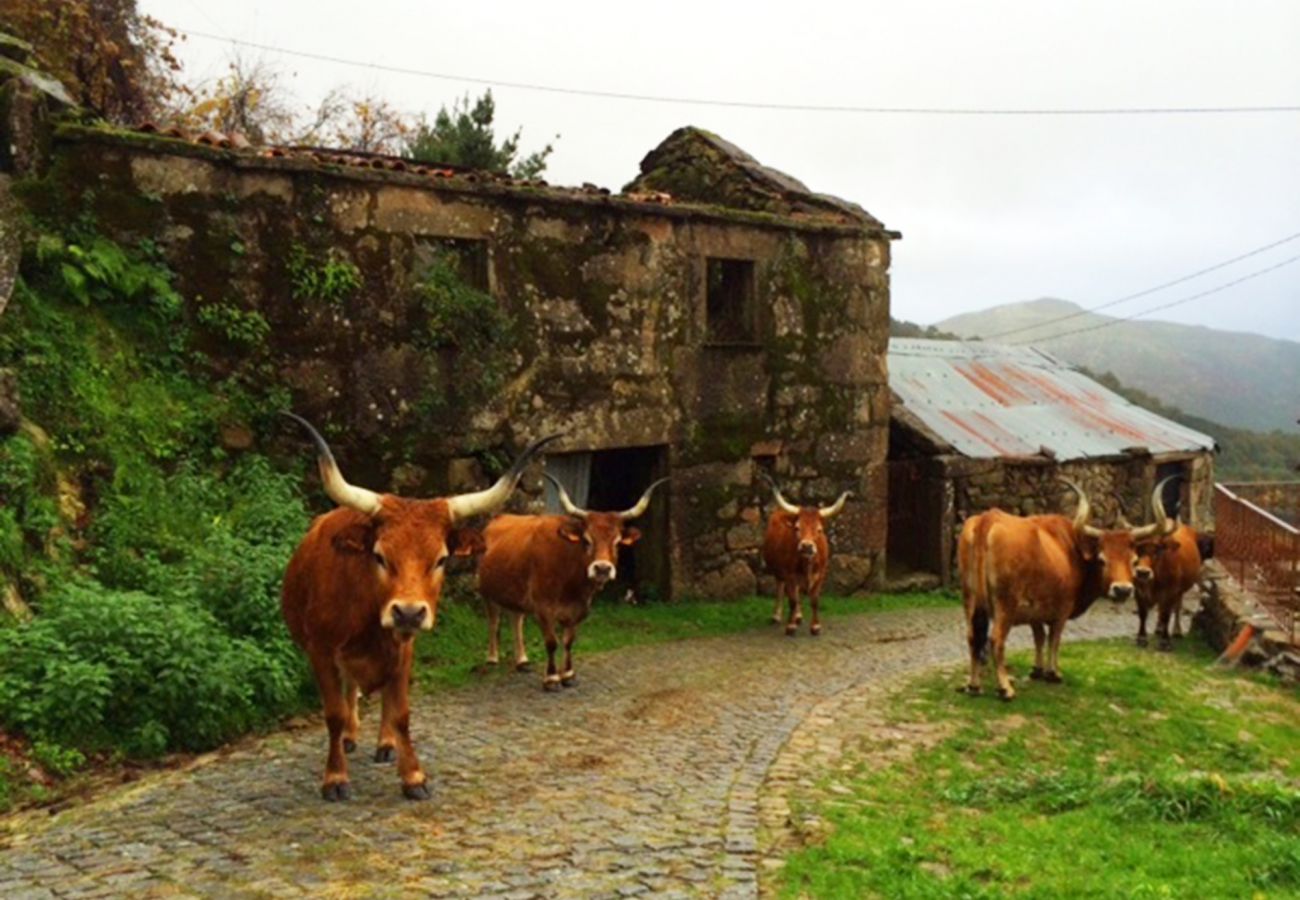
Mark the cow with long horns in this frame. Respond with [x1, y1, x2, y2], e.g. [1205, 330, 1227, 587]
[959, 479, 1167, 700]
[477, 474, 668, 691]
[1124, 478, 1202, 650]
[280, 413, 559, 800]
[760, 473, 851, 637]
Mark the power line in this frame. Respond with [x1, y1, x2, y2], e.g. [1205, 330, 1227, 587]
[1012, 252, 1300, 345]
[176, 28, 1300, 117]
[980, 229, 1300, 341]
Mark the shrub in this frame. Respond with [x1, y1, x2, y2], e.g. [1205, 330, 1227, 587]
[0, 582, 306, 756]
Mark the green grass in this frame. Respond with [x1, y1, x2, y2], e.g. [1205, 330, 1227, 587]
[415, 590, 957, 689]
[777, 639, 1300, 899]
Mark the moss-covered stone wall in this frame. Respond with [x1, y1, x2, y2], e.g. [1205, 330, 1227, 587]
[14, 125, 895, 598]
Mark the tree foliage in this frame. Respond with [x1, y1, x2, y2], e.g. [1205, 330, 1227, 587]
[0, 0, 183, 123]
[404, 90, 555, 178]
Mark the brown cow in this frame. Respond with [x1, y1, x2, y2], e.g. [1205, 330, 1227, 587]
[1128, 479, 1202, 650]
[760, 475, 851, 637]
[959, 479, 1165, 700]
[281, 414, 558, 800]
[477, 474, 668, 690]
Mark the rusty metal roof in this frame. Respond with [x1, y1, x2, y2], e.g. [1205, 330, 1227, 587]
[888, 338, 1216, 460]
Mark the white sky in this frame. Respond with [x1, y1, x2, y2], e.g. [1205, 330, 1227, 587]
[144, 0, 1300, 341]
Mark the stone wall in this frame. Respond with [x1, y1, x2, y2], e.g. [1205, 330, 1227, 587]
[893, 449, 1215, 583]
[6, 118, 895, 598]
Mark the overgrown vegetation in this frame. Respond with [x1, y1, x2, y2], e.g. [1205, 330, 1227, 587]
[777, 640, 1300, 898]
[404, 90, 555, 178]
[0, 225, 313, 797]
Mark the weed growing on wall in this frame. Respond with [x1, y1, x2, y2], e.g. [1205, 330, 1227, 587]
[286, 243, 362, 308]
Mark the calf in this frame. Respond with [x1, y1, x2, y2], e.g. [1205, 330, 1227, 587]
[760, 475, 850, 637]
[477, 474, 668, 690]
[959, 480, 1164, 700]
[280, 413, 557, 800]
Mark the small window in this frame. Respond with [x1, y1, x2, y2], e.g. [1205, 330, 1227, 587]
[416, 238, 490, 292]
[706, 257, 758, 344]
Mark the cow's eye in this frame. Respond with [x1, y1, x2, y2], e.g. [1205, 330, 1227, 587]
[373, 551, 387, 569]
[433, 555, 448, 570]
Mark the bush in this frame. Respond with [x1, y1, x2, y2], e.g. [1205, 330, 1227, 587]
[0, 582, 306, 756]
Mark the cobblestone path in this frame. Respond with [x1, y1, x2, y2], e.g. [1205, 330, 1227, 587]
[0, 604, 1135, 899]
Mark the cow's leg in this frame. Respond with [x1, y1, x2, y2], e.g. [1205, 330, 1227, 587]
[785, 580, 802, 636]
[1043, 619, 1066, 683]
[486, 601, 502, 665]
[1172, 601, 1184, 639]
[771, 581, 785, 625]
[309, 655, 351, 801]
[1155, 596, 1174, 652]
[1029, 624, 1047, 680]
[1135, 596, 1151, 647]
[990, 613, 1015, 701]
[962, 607, 985, 695]
[538, 615, 562, 691]
[381, 648, 428, 800]
[808, 581, 823, 636]
[512, 612, 531, 671]
[560, 623, 578, 686]
[341, 676, 360, 754]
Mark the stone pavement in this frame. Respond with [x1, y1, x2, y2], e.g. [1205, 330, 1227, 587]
[0, 604, 1134, 899]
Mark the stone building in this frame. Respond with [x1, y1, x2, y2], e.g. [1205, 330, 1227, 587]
[0, 49, 899, 600]
[888, 339, 1216, 583]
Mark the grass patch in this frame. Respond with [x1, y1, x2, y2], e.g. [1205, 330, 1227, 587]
[416, 590, 956, 689]
[777, 639, 1300, 898]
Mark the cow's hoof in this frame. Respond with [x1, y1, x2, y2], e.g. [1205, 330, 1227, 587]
[1172, 630, 1184, 640]
[402, 781, 431, 801]
[785, 625, 798, 637]
[794, 615, 803, 625]
[374, 746, 395, 764]
[1157, 639, 1173, 653]
[1042, 671, 1063, 684]
[515, 660, 533, 673]
[343, 738, 357, 754]
[997, 688, 1015, 702]
[560, 671, 577, 687]
[810, 625, 822, 637]
[543, 677, 562, 692]
[958, 684, 982, 696]
[1136, 635, 1149, 648]
[1029, 666, 1046, 681]
[321, 781, 352, 802]
[770, 616, 782, 626]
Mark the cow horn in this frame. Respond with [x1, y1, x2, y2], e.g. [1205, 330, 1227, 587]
[543, 472, 588, 518]
[819, 491, 852, 519]
[1061, 478, 1103, 538]
[1131, 476, 1179, 540]
[618, 477, 671, 520]
[283, 412, 384, 516]
[446, 433, 564, 521]
[760, 471, 801, 515]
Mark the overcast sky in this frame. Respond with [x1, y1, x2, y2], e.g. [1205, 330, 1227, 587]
[143, 0, 1300, 342]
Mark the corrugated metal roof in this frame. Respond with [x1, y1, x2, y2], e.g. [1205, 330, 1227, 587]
[888, 338, 1216, 461]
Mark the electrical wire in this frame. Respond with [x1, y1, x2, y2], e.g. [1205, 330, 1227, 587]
[175, 28, 1300, 117]
[980, 229, 1300, 341]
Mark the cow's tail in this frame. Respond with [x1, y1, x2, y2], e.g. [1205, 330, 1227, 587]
[970, 606, 990, 664]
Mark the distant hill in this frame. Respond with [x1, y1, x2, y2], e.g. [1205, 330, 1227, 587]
[936, 298, 1300, 433]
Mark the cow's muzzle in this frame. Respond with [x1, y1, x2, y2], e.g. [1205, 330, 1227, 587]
[588, 561, 616, 584]
[384, 601, 431, 634]
[1135, 566, 1154, 582]
[1109, 583, 1134, 602]
[798, 541, 817, 559]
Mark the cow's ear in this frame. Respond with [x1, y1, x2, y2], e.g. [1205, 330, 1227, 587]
[332, 522, 376, 555]
[448, 527, 485, 557]
[558, 519, 585, 543]
[620, 526, 643, 546]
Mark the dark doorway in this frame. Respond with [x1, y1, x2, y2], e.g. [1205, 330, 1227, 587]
[887, 459, 945, 578]
[545, 446, 671, 602]
[1155, 460, 1190, 519]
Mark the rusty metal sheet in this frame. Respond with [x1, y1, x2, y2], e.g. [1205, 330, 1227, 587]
[889, 339, 1216, 461]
